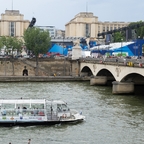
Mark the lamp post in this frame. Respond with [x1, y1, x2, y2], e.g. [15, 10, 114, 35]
[62, 31, 65, 55]
[62, 31, 65, 75]
[108, 41, 110, 57]
[138, 36, 140, 58]
[121, 38, 123, 57]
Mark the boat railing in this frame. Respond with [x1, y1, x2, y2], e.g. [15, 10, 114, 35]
[47, 111, 59, 121]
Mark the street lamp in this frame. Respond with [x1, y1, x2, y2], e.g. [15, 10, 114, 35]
[62, 31, 65, 55]
[138, 36, 140, 58]
[121, 38, 123, 57]
[108, 41, 110, 57]
[62, 31, 65, 75]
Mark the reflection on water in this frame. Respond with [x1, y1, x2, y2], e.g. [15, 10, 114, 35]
[0, 82, 144, 144]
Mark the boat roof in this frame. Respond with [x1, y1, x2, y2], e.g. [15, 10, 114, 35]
[51, 100, 66, 105]
[0, 99, 46, 104]
[0, 99, 66, 105]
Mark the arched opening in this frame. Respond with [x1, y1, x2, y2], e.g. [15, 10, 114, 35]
[97, 69, 115, 86]
[122, 73, 144, 95]
[80, 66, 93, 77]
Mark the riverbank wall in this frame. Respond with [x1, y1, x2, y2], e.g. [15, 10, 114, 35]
[0, 76, 90, 82]
[0, 58, 80, 77]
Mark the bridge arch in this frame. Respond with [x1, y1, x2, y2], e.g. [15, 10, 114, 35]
[120, 73, 144, 84]
[80, 66, 93, 77]
[80, 61, 144, 94]
[96, 69, 114, 77]
[96, 68, 116, 84]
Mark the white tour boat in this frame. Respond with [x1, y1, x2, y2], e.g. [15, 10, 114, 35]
[0, 99, 85, 126]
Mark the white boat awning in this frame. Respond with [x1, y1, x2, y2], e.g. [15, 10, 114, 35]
[0, 99, 46, 104]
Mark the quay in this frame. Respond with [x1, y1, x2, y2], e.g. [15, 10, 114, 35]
[0, 57, 144, 95]
[0, 76, 90, 82]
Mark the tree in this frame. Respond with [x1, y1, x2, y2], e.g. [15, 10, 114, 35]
[23, 27, 51, 75]
[11, 37, 24, 75]
[12, 37, 23, 56]
[0, 36, 23, 75]
[0, 38, 4, 54]
[113, 32, 125, 42]
[128, 21, 144, 39]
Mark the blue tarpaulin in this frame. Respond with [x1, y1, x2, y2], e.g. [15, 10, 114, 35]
[49, 44, 68, 55]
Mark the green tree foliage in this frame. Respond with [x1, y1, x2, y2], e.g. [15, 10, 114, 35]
[128, 21, 144, 39]
[0, 38, 3, 48]
[12, 37, 23, 55]
[0, 36, 23, 75]
[23, 27, 51, 75]
[113, 21, 144, 42]
[113, 32, 125, 42]
[0, 36, 23, 57]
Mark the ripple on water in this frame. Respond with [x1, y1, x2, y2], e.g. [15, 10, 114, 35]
[0, 82, 143, 144]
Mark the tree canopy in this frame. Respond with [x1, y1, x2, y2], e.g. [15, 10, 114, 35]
[0, 36, 24, 75]
[23, 27, 51, 57]
[113, 32, 125, 42]
[23, 27, 51, 75]
[0, 36, 23, 56]
[112, 21, 144, 42]
[128, 21, 144, 39]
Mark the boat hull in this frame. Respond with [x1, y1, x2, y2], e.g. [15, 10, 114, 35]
[0, 121, 60, 127]
[0, 119, 84, 127]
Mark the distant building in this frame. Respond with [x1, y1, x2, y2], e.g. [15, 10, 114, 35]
[35, 26, 56, 37]
[65, 12, 130, 38]
[55, 29, 65, 38]
[0, 10, 29, 37]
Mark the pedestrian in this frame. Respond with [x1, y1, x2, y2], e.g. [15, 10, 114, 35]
[28, 139, 31, 144]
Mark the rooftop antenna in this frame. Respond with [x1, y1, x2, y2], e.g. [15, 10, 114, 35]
[12, 0, 13, 10]
[86, 1, 88, 14]
[85, 1, 88, 17]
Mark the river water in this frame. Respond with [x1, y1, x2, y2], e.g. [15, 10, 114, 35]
[0, 82, 144, 144]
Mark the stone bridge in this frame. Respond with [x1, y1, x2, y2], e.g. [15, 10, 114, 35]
[79, 58, 144, 94]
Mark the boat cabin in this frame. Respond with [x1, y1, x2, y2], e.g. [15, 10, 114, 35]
[0, 99, 45, 117]
[0, 98, 85, 126]
[0, 99, 71, 120]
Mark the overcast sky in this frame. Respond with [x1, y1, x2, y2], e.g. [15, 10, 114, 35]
[0, 0, 144, 30]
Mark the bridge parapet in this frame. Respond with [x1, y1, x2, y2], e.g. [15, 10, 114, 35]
[79, 57, 144, 68]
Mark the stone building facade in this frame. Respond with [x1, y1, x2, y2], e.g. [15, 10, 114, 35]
[65, 12, 130, 38]
[0, 10, 29, 38]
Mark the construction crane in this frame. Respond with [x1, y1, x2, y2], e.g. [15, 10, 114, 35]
[97, 22, 144, 41]
[28, 17, 36, 28]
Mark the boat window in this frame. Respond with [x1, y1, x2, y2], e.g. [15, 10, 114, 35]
[61, 104, 69, 111]
[16, 104, 30, 109]
[57, 104, 62, 112]
[31, 104, 44, 110]
[51, 104, 57, 112]
[0, 104, 15, 116]
[1, 104, 15, 109]
[46, 103, 51, 112]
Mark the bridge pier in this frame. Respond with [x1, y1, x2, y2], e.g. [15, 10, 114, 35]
[90, 76, 107, 86]
[112, 81, 134, 94]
